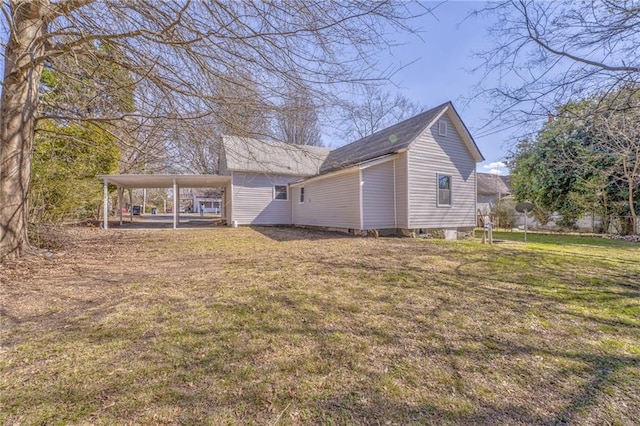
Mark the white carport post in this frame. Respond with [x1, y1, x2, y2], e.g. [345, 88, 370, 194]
[103, 178, 109, 229]
[173, 178, 179, 230]
[128, 189, 133, 223]
[118, 187, 123, 226]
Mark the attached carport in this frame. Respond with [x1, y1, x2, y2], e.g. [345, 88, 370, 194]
[98, 174, 231, 229]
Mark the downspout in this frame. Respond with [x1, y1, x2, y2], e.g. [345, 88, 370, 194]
[393, 159, 397, 228]
[475, 169, 478, 228]
[406, 153, 411, 230]
[230, 171, 234, 225]
[290, 184, 294, 226]
[359, 169, 364, 231]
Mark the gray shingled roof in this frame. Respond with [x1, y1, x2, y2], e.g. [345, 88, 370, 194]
[320, 102, 451, 173]
[222, 101, 483, 177]
[477, 173, 511, 195]
[223, 136, 330, 176]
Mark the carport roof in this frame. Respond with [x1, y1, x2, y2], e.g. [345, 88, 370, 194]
[98, 174, 231, 189]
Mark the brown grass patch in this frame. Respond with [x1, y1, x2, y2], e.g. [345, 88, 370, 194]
[1, 226, 639, 424]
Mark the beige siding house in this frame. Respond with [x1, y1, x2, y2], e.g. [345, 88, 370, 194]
[219, 101, 484, 237]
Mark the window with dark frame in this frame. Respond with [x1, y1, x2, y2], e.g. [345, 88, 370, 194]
[299, 187, 305, 203]
[437, 174, 451, 206]
[274, 185, 288, 200]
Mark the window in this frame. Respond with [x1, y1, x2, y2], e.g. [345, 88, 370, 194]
[299, 187, 305, 203]
[437, 174, 451, 206]
[438, 120, 447, 136]
[274, 185, 288, 200]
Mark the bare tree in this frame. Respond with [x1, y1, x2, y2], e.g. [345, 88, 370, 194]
[274, 81, 323, 146]
[473, 1, 640, 233]
[0, 0, 423, 259]
[474, 0, 640, 127]
[592, 103, 640, 235]
[165, 73, 271, 173]
[338, 85, 423, 141]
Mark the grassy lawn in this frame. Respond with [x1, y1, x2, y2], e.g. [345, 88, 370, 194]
[1, 227, 639, 425]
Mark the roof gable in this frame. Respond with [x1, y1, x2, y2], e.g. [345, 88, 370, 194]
[477, 173, 512, 195]
[222, 136, 330, 176]
[406, 103, 484, 163]
[221, 101, 484, 177]
[320, 102, 450, 173]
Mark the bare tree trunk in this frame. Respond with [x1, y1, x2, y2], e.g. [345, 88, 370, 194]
[0, 1, 47, 259]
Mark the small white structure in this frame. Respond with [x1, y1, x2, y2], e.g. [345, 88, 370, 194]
[192, 196, 221, 214]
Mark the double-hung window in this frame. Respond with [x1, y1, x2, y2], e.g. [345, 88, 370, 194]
[299, 187, 305, 203]
[274, 185, 288, 201]
[437, 174, 452, 206]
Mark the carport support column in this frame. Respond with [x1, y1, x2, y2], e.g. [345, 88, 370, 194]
[173, 178, 179, 230]
[128, 189, 133, 223]
[103, 178, 109, 229]
[118, 187, 123, 225]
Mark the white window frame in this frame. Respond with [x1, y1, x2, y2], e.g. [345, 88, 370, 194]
[438, 120, 447, 136]
[437, 174, 452, 207]
[299, 186, 305, 204]
[273, 184, 288, 201]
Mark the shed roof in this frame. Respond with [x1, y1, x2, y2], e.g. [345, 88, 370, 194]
[477, 173, 511, 195]
[223, 136, 330, 176]
[98, 174, 230, 189]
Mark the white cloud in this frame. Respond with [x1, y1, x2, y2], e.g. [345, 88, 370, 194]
[483, 161, 506, 169]
[481, 160, 508, 175]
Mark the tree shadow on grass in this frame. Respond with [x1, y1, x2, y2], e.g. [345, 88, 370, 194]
[251, 225, 356, 242]
[3, 276, 638, 424]
[3, 226, 639, 424]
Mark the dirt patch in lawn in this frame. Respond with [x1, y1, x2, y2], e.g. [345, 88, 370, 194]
[1, 226, 639, 425]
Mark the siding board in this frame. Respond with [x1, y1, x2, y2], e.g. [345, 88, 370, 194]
[408, 113, 477, 228]
[292, 171, 361, 229]
[232, 172, 299, 225]
[395, 152, 409, 228]
[362, 161, 395, 229]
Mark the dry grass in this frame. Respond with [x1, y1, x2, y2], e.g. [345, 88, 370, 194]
[1, 226, 639, 425]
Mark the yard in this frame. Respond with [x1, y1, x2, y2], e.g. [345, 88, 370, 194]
[1, 227, 639, 425]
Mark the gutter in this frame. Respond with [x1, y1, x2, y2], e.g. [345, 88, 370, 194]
[290, 152, 402, 187]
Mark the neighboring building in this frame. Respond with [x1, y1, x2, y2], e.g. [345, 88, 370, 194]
[218, 101, 485, 238]
[477, 172, 512, 214]
[190, 189, 222, 214]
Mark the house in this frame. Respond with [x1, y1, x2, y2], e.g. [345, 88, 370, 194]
[477, 172, 512, 214]
[218, 101, 484, 238]
[185, 188, 222, 213]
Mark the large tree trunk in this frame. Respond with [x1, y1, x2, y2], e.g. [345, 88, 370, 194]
[0, 1, 47, 259]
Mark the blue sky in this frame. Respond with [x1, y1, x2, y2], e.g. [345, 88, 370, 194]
[1, 1, 515, 175]
[377, 1, 513, 175]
